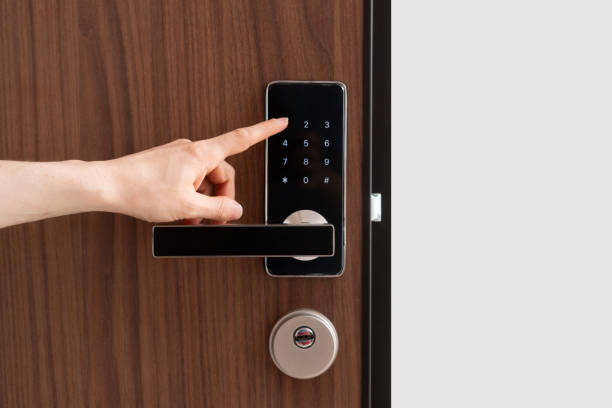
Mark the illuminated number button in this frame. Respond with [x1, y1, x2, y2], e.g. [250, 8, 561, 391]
[324, 139, 330, 147]
[303, 158, 309, 166]
[282, 157, 288, 166]
[282, 139, 288, 147]
[303, 176, 309, 184]
[324, 120, 330, 128]
[303, 139, 310, 147]
[323, 158, 330, 166]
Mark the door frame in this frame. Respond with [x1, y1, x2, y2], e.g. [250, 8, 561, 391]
[363, 0, 391, 407]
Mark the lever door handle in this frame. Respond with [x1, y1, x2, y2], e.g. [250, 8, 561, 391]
[153, 224, 334, 258]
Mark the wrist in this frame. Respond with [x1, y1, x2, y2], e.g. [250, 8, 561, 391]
[80, 160, 123, 214]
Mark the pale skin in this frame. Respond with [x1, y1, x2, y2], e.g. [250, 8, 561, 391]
[0, 118, 288, 229]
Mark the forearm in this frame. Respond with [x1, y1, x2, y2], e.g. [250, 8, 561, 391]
[0, 160, 113, 228]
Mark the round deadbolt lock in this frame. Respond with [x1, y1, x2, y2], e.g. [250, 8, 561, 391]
[269, 309, 338, 380]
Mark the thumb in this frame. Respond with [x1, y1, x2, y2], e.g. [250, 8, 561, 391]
[188, 194, 243, 222]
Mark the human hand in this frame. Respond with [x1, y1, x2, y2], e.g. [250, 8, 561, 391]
[95, 118, 288, 224]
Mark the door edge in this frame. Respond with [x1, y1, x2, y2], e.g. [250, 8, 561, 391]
[363, 0, 391, 407]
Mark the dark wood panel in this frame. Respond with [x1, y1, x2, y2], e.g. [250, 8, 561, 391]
[0, 1, 363, 407]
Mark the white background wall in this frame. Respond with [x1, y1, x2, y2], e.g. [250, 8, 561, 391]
[392, 1, 612, 406]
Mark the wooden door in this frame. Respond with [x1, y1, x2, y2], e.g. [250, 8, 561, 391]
[0, 1, 363, 406]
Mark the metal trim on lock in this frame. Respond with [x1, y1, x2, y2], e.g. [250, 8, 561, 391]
[269, 309, 339, 380]
[283, 209, 329, 261]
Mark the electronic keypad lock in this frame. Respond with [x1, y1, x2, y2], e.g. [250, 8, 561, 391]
[153, 81, 346, 277]
[264, 81, 346, 276]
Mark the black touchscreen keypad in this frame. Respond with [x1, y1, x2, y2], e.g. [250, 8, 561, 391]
[265, 81, 346, 276]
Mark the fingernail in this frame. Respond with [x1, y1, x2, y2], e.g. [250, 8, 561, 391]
[278, 117, 289, 124]
[229, 200, 243, 219]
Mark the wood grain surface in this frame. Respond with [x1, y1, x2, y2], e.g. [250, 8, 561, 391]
[0, 1, 363, 407]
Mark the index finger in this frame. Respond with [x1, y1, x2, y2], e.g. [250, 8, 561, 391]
[203, 118, 288, 160]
